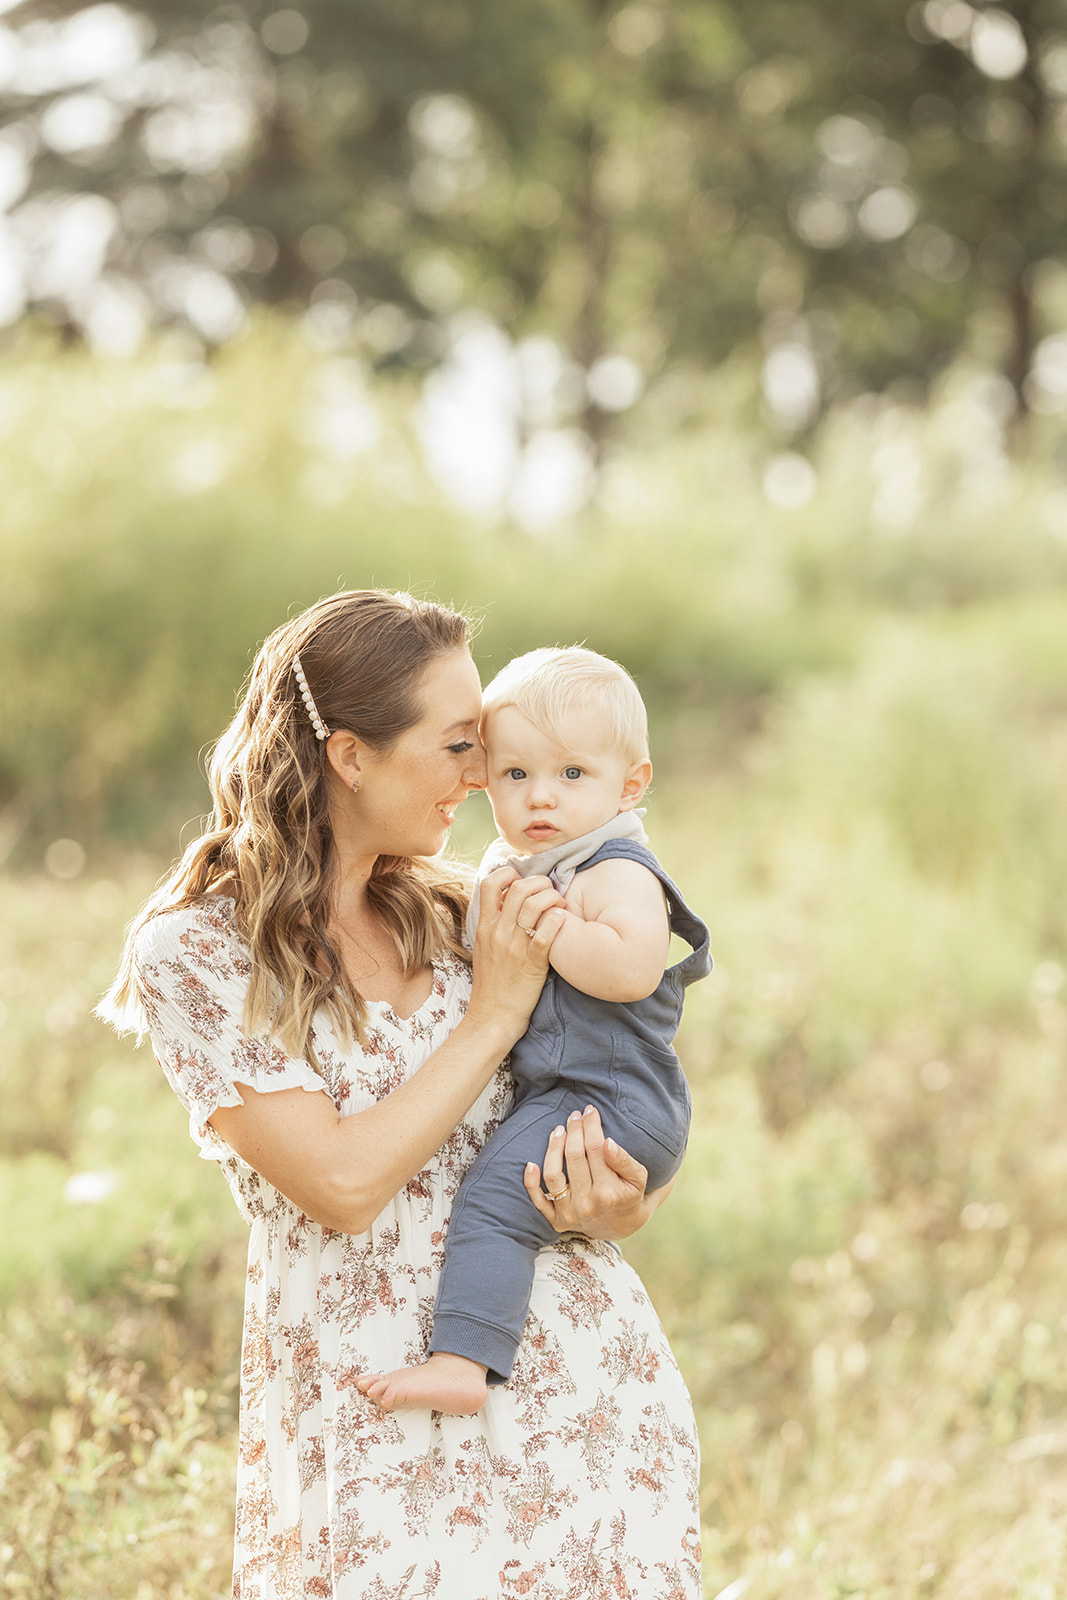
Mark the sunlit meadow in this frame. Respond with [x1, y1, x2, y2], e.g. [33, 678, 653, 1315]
[3, 322, 1067, 1596]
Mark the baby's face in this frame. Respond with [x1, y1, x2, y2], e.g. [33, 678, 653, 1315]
[484, 703, 646, 854]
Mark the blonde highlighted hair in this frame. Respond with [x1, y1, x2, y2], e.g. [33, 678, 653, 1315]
[481, 646, 649, 765]
[99, 590, 471, 1064]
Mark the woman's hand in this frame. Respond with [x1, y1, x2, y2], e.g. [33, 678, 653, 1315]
[465, 868, 565, 1047]
[523, 1106, 672, 1241]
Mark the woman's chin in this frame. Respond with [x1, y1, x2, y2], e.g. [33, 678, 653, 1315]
[377, 824, 451, 858]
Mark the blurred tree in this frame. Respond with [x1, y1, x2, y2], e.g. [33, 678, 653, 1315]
[3, 0, 765, 446]
[726, 0, 1067, 419]
[2, 0, 1065, 432]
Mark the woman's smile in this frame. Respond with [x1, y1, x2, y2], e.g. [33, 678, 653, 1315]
[346, 649, 486, 856]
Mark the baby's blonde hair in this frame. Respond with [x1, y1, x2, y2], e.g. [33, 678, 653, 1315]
[481, 646, 649, 765]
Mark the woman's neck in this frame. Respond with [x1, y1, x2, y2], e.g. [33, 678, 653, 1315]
[326, 797, 380, 913]
[330, 847, 378, 926]
[327, 849, 435, 1013]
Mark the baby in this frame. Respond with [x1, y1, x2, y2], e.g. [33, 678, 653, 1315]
[357, 647, 711, 1414]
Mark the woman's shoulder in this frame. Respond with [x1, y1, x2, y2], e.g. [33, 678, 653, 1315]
[134, 893, 249, 980]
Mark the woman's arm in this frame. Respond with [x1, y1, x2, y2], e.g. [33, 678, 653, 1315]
[209, 872, 564, 1233]
[522, 1106, 671, 1240]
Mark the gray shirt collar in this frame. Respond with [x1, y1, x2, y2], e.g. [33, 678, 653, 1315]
[465, 810, 647, 947]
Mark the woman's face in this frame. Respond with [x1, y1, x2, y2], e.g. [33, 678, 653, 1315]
[351, 648, 487, 857]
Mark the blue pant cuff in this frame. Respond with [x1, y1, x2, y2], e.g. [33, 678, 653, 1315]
[429, 1312, 518, 1387]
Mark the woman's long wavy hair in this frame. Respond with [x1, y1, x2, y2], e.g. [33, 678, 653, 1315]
[100, 590, 472, 1064]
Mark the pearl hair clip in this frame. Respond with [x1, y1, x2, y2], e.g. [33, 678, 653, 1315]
[293, 655, 330, 742]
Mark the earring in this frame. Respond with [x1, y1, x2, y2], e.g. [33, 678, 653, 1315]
[351, 779, 360, 796]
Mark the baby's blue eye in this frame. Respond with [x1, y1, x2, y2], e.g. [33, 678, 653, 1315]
[507, 768, 527, 781]
[563, 767, 583, 780]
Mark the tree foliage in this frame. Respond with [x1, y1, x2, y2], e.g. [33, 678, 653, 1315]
[3, 0, 1066, 425]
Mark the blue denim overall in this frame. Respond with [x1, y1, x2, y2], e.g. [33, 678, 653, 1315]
[429, 838, 712, 1385]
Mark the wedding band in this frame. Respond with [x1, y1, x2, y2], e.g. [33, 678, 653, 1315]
[548, 1185, 570, 1201]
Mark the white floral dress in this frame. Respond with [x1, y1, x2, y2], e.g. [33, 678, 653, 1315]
[134, 897, 702, 1600]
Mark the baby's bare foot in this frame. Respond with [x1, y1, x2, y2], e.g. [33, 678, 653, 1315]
[355, 1353, 489, 1415]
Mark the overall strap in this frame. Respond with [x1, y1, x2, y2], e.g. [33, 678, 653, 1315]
[574, 839, 712, 984]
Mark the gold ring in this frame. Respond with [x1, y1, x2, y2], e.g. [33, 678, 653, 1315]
[523, 924, 535, 937]
[548, 1185, 570, 1201]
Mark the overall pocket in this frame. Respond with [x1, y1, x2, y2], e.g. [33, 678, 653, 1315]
[612, 1037, 692, 1159]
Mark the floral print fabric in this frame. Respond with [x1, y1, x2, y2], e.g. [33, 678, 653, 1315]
[135, 898, 702, 1599]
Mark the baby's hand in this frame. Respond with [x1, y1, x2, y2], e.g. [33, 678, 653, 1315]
[518, 873, 564, 901]
[477, 867, 566, 942]
[513, 875, 567, 925]
[480, 869, 565, 922]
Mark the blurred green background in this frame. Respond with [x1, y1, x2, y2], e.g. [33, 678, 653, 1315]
[3, 2, 1067, 1597]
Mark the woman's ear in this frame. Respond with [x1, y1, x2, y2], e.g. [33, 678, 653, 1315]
[325, 730, 364, 790]
[618, 759, 653, 811]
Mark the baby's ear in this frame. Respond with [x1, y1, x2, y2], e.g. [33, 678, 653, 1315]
[618, 759, 652, 810]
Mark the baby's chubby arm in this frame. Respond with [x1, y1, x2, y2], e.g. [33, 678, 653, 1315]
[546, 858, 670, 1002]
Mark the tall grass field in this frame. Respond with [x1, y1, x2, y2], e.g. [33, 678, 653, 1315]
[3, 322, 1067, 1596]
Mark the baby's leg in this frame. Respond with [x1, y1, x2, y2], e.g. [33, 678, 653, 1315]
[357, 1091, 571, 1415]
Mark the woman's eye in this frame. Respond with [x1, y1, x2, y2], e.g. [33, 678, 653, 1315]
[448, 741, 475, 754]
[563, 767, 583, 780]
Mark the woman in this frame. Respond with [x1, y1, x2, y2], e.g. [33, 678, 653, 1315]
[102, 590, 701, 1599]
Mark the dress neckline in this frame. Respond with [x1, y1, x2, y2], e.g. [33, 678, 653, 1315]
[362, 961, 443, 1025]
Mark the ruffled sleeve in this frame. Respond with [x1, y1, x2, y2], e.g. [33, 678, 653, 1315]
[133, 898, 327, 1159]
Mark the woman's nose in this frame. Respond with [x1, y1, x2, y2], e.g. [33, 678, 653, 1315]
[464, 744, 488, 791]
